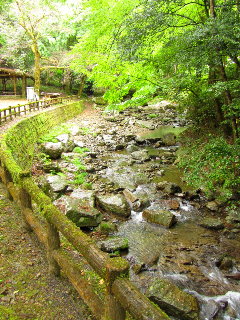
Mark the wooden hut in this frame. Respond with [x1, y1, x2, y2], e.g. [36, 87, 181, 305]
[0, 68, 33, 97]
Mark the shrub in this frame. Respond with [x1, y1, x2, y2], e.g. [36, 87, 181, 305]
[179, 136, 240, 201]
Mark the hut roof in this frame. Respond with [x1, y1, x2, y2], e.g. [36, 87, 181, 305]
[0, 67, 33, 79]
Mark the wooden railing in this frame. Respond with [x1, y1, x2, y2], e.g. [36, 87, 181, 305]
[0, 96, 75, 125]
[0, 104, 170, 320]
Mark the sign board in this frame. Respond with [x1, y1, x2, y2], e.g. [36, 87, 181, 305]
[26, 87, 35, 101]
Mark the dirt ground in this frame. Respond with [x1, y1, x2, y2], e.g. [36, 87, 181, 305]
[0, 99, 28, 110]
[0, 182, 94, 320]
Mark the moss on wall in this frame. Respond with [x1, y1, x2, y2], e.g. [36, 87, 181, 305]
[1, 101, 83, 178]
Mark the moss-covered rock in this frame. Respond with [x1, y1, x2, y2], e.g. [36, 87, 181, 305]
[43, 142, 64, 159]
[142, 208, 177, 228]
[147, 278, 199, 320]
[199, 218, 224, 230]
[99, 237, 129, 253]
[54, 195, 102, 228]
[96, 193, 131, 218]
[96, 221, 117, 234]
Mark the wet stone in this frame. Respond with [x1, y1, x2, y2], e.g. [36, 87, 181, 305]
[206, 201, 219, 212]
[157, 181, 182, 195]
[131, 150, 150, 162]
[54, 195, 102, 228]
[46, 174, 68, 194]
[226, 209, 240, 224]
[147, 278, 199, 320]
[96, 193, 131, 217]
[199, 218, 224, 230]
[42, 142, 64, 159]
[99, 237, 129, 253]
[70, 188, 96, 207]
[135, 120, 155, 130]
[142, 207, 177, 228]
[123, 189, 139, 204]
[162, 132, 176, 146]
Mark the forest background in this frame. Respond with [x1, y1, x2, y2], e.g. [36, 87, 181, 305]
[0, 0, 239, 206]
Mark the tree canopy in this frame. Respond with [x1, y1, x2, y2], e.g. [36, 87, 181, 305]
[0, 0, 239, 200]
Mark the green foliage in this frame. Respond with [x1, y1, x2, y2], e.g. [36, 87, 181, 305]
[39, 124, 71, 143]
[73, 146, 90, 154]
[73, 172, 87, 185]
[39, 152, 51, 165]
[179, 136, 240, 201]
[70, 157, 92, 189]
[71, 158, 86, 171]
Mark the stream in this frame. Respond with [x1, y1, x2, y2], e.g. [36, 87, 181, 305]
[37, 101, 240, 320]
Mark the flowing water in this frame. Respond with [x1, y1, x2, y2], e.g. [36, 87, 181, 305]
[98, 126, 240, 320]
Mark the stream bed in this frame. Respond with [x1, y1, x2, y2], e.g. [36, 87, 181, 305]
[35, 101, 240, 320]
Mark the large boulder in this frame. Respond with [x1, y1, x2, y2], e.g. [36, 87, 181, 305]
[162, 133, 176, 146]
[45, 174, 69, 199]
[70, 188, 96, 207]
[157, 181, 182, 195]
[147, 278, 199, 320]
[43, 142, 64, 159]
[199, 218, 224, 230]
[54, 195, 102, 228]
[131, 150, 150, 162]
[143, 207, 177, 228]
[96, 194, 131, 218]
[56, 134, 76, 152]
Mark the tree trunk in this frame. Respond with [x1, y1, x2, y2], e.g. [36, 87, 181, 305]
[32, 41, 41, 98]
[209, 0, 216, 17]
[78, 74, 87, 97]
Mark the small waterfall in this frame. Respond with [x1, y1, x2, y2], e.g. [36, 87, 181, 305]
[189, 291, 240, 320]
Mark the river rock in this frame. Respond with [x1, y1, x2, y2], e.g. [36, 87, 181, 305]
[136, 120, 155, 130]
[123, 189, 139, 204]
[218, 256, 234, 270]
[56, 134, 76, 152]
[206, 201, 219, 212]
[46, 174, 68, 198]
[96, 194, 131, 217]
[131, 150, 149, 161]
[54, 195, 102, 227]
[96, 221, 117, 234]
[99, 237, 128, 253]
[43, 142, 64, 159]
[143, 208, 177, 228]
[199, 218, 224, 230]
[70, 188, 96, 207]
[126, 145, 139, 153]
[124, 134, 136, 142]
[157, 181, 182, 195]
[226, 209, 240, 224]
[162, 133, 176, 146]
[166, 199, 180, 210]
[147, 278, 199, 320]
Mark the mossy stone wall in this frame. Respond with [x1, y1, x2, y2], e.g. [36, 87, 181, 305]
[0, 101, 83, 179]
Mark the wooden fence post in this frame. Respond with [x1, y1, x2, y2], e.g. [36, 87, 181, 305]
[46, 220, 61, 277]
[9, 106, 12, 120]
[103, 258, 129, 320]
[19, 188, 33, 232]
[1, 167, 13, 200]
